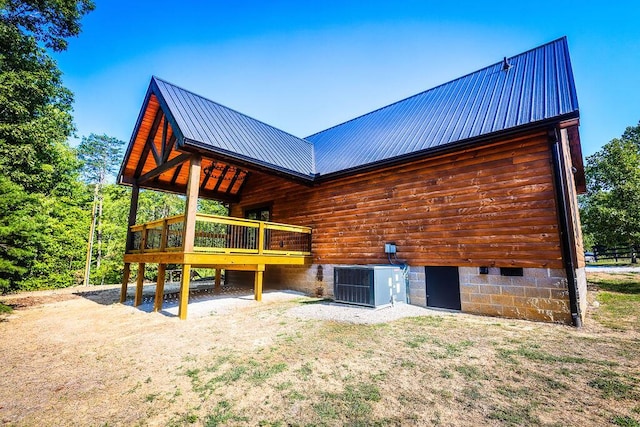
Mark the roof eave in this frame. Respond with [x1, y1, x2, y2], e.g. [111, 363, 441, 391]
[313, 112, 580, 182]
[182, 137, 316, 185]
[117, 84, 155, 185]
[117, 77, 188, 186]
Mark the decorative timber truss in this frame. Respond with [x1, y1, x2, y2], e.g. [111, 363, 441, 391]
[119, 94, 250, 203]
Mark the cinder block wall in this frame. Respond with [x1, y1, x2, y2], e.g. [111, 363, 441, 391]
[265, 265, 334, 297]
[458, 267, 571, 324]
[407, 266, 571, 324]
[226, 265, 334, 297]
[406, 266, 426, 307]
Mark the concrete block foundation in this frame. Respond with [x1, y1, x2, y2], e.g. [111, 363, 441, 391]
[228, 264, 581, 325]
[459, 267, 571, 324]
[407, 266, 574, 324]
[226, 264, 335, 297]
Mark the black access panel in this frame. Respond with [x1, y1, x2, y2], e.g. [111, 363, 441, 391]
[425, 266, 461, 310]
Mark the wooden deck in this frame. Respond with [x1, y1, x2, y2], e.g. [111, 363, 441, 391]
[120, 213, 312, 319]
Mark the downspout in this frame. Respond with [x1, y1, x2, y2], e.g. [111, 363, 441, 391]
[549, 129, 582, 327]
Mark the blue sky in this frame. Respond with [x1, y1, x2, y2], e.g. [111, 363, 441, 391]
[56, 0, 640, 158]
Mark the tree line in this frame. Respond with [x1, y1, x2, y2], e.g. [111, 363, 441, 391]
[0, 1, 224, 293]
[580, 121, 640, 252]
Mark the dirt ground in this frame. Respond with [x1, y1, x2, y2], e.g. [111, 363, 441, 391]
[0, 276, 639, 426]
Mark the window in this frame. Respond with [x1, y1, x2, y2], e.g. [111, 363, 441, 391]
[500, 267, 523, 277]
[245, 206, 270, 222]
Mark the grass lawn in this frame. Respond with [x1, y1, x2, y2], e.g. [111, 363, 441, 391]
[589, 272, 640, 332]
[0, 302, 12, 314]
[0, 271, 639, 426]
[586, 260, 638, 267]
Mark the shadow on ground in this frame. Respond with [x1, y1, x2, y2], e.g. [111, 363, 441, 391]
[73, 281, 292, 318]
[588, 276, 640, 294]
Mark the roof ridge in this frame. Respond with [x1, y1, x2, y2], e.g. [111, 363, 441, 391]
[305, 37, 569, 140]
[152, 76, 315, 148]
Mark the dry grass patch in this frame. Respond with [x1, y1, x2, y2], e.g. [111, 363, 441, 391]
[0, 273, 639, 426]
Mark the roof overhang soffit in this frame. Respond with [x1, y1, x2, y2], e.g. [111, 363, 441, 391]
[119, 79, 315, 198]
[182, 137, 316, 187]
[117, 86, 250, 202]
[119, 81, 182, 173]
[559, 118, 586, 194]
[119, 146, 250, 204]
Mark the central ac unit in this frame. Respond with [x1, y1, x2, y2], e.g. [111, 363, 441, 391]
[333, 265, 406, 307]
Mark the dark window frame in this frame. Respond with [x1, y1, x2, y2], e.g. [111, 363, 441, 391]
[500, 267, 524, 277]
[244, 204, 272, 222]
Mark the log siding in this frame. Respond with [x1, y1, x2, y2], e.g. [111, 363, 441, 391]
[232, 130, 564, 269]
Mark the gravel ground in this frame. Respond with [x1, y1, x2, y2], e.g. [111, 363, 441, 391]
[286, 300, 453, 324]
[122, 284, 447, 324]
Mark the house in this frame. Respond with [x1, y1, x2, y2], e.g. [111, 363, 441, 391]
[118, 37, 587, 325]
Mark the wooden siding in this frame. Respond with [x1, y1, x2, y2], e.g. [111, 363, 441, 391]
[560, 126, 586, 268]
[232, 130, 565, 269]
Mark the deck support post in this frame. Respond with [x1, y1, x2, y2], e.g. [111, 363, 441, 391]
[120, 263, 131, 303]
[215, 268, 221, 289]
[254, 265, 265, 302]
[177, 155, 201, 320]
[122, 185, 140, 306]
[154, 264, 166, 312]
[134, 262, 145, 307]
[179, 264, 191, 320]
[125, 185, 140, 252]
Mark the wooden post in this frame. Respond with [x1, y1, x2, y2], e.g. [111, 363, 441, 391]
[122, 185, 140, 306]
[215, 268, 221, 289]
[120, 263, 131, 303]
[125, 185, 140, 252]
[134, 262, 145, 307]
[160, 219, 168, 251]
[177, 155, 201, 320]
[140, 224, 147, 253]
[257, 222, 265, 254]
[179, 264, 191, 320]
[182, 155, 201, 253]
[154, 264, 166, 312]
[254, 265, 265, 302]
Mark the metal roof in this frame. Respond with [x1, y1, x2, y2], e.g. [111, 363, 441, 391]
[307, 37, 579, 175]
[138, 37, 578, 181]
[152, 77, 316, 178]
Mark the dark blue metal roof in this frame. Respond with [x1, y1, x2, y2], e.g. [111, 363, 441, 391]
[307, 37, 579, 175]
[152, 77, 316, 178]
[146, 37, 578, 180]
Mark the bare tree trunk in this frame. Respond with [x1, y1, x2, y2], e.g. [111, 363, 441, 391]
[95, 171, 105, 277]
[96, 195, 103, 271]
[83, 184, 99, 286]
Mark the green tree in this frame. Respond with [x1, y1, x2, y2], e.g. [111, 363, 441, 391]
[0, 1, 93, 292]
[92, 184, 129, 284]
[0, 23, 76, 194]
[1, 0, 94, 51]
[93, 185, 228, 284]
[77, 134, 125, 284]
[580, 121, 640, 249]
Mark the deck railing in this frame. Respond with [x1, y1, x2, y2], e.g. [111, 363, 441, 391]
[128, 213, 312, 256]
